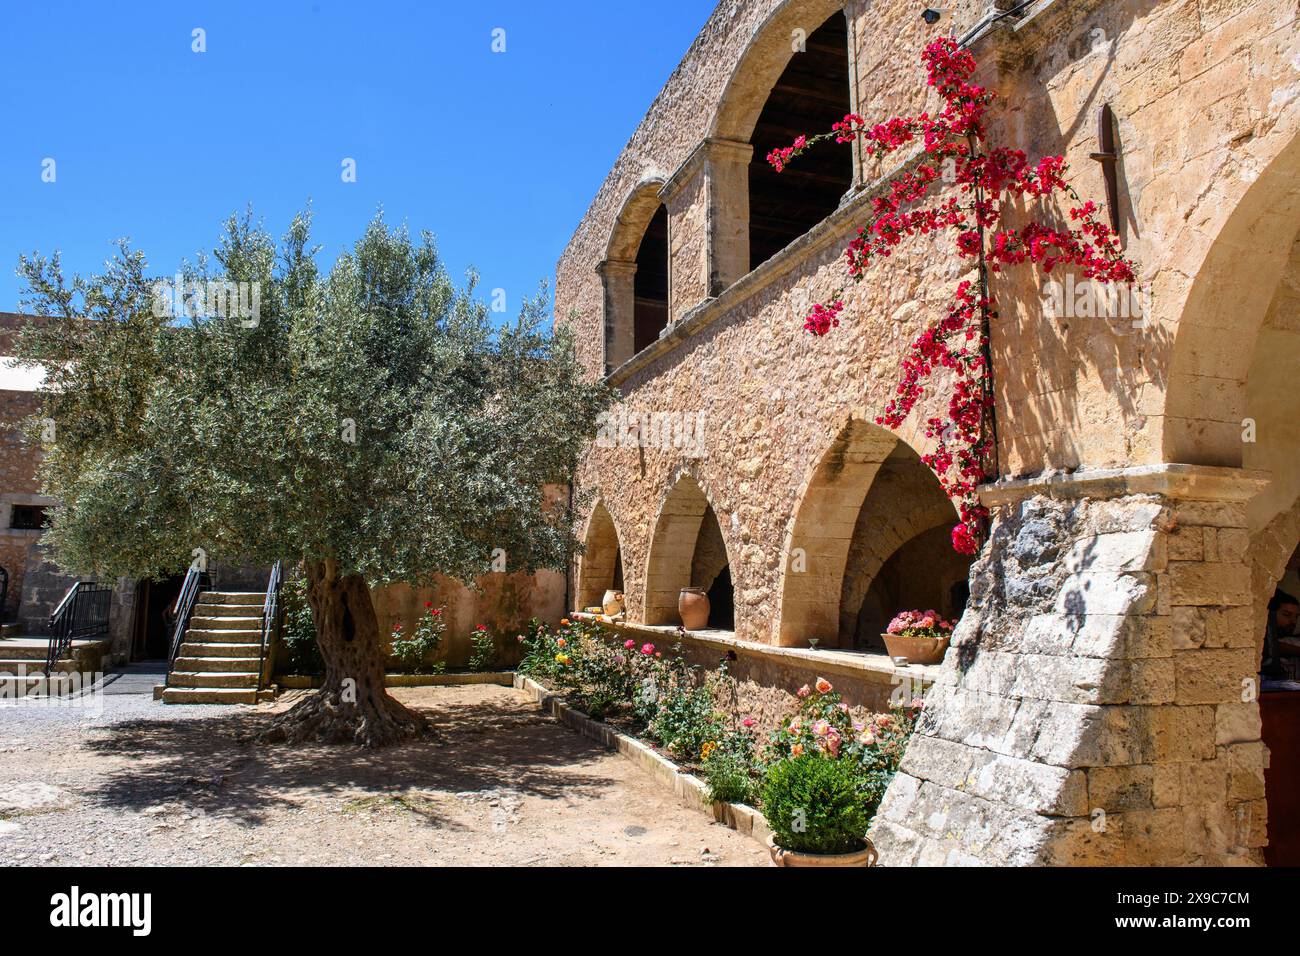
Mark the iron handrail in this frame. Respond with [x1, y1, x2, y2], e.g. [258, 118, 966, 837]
[165, 566, 207, 679]
[256, 561, 283, 696]
[46, 581, 112, 673]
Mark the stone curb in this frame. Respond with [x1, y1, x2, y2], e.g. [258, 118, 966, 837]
[512, 674, 771, 849]
[277, 671, 516, 690]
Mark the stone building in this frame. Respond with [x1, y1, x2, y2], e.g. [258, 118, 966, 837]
[558, 0, 1300, 864]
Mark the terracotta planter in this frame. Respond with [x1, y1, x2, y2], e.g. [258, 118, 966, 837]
[768, 834, 878, 867]
[601, 590, 625, 616]
[881, 632, 950, 665]
[678, 587, 710, 630]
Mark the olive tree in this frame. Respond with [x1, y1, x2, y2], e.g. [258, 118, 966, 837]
[15, 210, 610, 746]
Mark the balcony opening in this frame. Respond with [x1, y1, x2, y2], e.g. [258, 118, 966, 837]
[747, 13, 852, 270]
[634, 204, 670, 355]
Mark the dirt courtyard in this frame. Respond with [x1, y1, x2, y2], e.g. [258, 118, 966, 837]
[0, 683, 768, 867]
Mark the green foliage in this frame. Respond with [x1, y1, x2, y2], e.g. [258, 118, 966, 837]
[13, 209, 612, 591]
[467, 624, 498, 672]
[389, 604, 447, 674]
[702, 728, 758, 805]
[278, 576, 323, 675]
[649, 680, 723, 764]
[760, 755, 870, 855]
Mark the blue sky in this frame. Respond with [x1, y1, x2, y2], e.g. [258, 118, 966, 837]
[0, 0, 715, 318]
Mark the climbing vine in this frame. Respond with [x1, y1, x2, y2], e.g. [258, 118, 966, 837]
[769, 37, 1135, 555]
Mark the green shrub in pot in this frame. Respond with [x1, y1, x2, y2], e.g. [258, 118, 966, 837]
[760, 754, 870, 855]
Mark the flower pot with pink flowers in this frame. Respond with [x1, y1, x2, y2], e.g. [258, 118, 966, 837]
[882, 609, 954, 665]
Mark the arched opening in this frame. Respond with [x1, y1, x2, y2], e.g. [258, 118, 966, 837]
[634, 204, 670, 354]
[575, 502, 625, 613]
[778, 420, 972, 649]
[747, 11, 852, 270]
[644, 475, 734, 630]
[601, 180, 670, 374]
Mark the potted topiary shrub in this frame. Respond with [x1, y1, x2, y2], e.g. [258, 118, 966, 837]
[760, 754, 877, 867]
[882, 609, 955, 665]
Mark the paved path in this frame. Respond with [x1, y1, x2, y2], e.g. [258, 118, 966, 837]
[0, 683, 768, 867]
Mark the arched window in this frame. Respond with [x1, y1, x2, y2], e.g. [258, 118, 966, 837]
[747, 13, 852, 270]
[601, 181, 670, 375]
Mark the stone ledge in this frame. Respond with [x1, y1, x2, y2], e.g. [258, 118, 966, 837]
[513, 673, 771, 849]
[571, 612, 941, 688]
[979, 464, 1271, 508]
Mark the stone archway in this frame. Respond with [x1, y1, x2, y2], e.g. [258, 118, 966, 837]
[643, 473, 735, 627]
[776, 417, 928, 647]
[575, 501, 624, 613]
[600, 177, 670, 373]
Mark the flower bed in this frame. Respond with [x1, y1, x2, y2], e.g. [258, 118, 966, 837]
[517, 619, 921, 846]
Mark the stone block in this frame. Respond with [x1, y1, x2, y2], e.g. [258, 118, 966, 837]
[1215, 701, 1261, 745]
[1166, 561, 1251, 607]
[1086, 765, 1155, 812]
[1174, 647, 1256, 704]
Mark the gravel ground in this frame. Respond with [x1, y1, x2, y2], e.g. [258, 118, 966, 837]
[0, 683, 768, 867]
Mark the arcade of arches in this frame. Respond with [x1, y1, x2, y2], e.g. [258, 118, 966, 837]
[559, 0, 1300, 866]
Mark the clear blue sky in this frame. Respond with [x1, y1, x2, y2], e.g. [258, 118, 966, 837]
[0, 0, 716, 318]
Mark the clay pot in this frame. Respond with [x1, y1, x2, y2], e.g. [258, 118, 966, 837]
[881, 632, 950, 665]
[678, 587, 710, 630]
[601, 589, 624, 616]
[768, 835, 878, 868]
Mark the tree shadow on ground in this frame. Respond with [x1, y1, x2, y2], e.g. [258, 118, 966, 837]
[77, 691, 625, 828]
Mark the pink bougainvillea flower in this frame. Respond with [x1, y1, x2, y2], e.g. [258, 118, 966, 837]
[797, 684, 811, 699]
[641, 643, 655, 656]
[623, 639, 635, 650]
[742, 717, 755, 728]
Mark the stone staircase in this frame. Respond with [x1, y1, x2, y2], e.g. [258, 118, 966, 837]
[160, 592, 275, 704]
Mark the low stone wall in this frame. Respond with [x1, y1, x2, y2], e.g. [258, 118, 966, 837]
[573, 614, 938, 734]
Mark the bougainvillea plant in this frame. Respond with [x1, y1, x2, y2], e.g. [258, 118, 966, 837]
[768, 37, 1135, 555]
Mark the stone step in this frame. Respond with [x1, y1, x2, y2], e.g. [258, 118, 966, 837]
[185, 629, 262, 643]
[179, 641, 265, 658]
[173, 655, 262, 673]
[168, 671, 259, 689]
[198, 592, 265, 606]
[194, 603, 265, 618]
[161, 687, 272, 705]
[189, 615, 263, 630]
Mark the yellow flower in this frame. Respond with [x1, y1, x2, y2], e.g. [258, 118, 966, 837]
[555, 653, 570, 665]
[701, 741, 716, 760]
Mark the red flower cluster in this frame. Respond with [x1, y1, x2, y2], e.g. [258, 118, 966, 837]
[766, 36, 1136, 554]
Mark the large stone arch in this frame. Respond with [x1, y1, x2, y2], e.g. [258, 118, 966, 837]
[575, 500, 625, 613]
[776, 416, 952, 647]
[643, 472, 736, 627]
[709, 0, 846, 144]
[1162, 127, 1300, 466]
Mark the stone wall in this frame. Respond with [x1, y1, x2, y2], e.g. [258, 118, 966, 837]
[872, 466, 1265, 865]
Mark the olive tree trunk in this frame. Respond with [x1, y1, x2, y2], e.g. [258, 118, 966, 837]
[261, 559, 429, 747]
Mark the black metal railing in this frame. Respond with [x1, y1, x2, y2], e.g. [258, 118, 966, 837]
[256, 561, 283, 696]
[46, 581, 112, 673]
[166, 565, 208, 674]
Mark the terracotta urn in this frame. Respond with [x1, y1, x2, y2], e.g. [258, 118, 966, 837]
[601, 589, 625, 616]
[678, 587, 710, 630]
[881, 632, 950, 665]
[768, 835, 878, 868]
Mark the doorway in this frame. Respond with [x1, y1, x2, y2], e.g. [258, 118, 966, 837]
[132, 575, 185, 661]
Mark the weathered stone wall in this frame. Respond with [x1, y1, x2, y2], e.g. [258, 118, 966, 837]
[872, 468, 1265, 865]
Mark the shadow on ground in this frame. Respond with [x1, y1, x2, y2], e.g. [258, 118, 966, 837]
[78, 690, 621, 828]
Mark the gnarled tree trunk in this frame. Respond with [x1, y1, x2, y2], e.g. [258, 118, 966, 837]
[261, 559, 429, 747]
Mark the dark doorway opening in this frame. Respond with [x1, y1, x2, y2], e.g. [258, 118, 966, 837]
[132, 574, 185, 661]
[707, 565, 735, 630]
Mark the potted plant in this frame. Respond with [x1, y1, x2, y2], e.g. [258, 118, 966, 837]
[883, 609, 954, 665]
[760, 754, 877, 867]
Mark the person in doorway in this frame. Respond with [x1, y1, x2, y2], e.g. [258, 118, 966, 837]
[1261, 590, 1300, 682]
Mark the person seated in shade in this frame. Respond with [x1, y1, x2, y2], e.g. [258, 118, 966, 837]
[1261, 590, 1300, 683]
